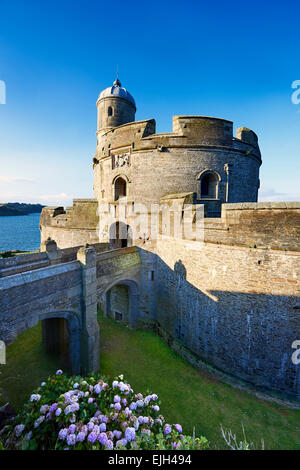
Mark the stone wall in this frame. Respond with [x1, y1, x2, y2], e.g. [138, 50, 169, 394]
[158, 200, 300, 251]
[0, 245, 100, 374]
[40, 199, 100, 248]
[0, 243, 144, 372]
[0, 260, 82, 342]
[2, 203, 300, 400]
[109, 285, 129, 323]
[151, 230, 300, 400]
[0, 242, 109, 277]
[217, 202, 300, 250]
[94, 245, 158, 329]
[96, 246, 141, 296]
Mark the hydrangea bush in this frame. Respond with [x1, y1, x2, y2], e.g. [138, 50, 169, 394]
[0, 370, 209, 450]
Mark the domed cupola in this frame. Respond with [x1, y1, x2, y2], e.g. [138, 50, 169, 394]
[96, 77, 136, 134]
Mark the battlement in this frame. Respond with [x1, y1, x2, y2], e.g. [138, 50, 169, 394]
[41, 199, 300, 253]
[94, 114, 261, 164]
[172, 115, 233, 145]
[158, 196, 300, 252]
[40, 199, 99, 230]
[95, 119, 156, 161]
[217, 202, 300, 251]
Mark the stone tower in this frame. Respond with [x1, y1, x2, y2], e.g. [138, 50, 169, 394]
[41, 77, 263, 247]
[92, 77, 261, 214]
[96, 77, 136, 137]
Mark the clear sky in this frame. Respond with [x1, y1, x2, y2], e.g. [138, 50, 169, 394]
[0, 0, 299, 206]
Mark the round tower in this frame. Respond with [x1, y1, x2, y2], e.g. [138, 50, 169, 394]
[96, 77, 136, 136]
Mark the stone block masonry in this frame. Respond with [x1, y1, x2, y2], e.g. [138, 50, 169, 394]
[0, 243, 142, 374]
[0, 243, 101, 374]
[1, 204, 300, 402]
[116, 203, 299, 402]
[77, 245, 100, 373]
[151, 231, 300, 401]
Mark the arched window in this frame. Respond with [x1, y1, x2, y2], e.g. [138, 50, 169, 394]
[114, 176, 127, 200]
[198, 171, 220, 199]
[108, 106, 113, 116]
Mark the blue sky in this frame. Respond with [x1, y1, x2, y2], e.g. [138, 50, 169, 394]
[0, 0, 299, 206]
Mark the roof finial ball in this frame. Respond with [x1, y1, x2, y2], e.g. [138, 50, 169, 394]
[96, 76, 136, 135]
[113, 77, 121, 87]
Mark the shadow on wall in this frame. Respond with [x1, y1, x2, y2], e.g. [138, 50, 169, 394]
[138, 248, 300, 403]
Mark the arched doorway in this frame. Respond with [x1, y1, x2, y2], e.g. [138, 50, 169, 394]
[103, 280, 139, 327]
[114, 176, 127, 200]
[197, 170, 220, 199]
[109, 221, 132, 249]
[40, 312, 81, 374]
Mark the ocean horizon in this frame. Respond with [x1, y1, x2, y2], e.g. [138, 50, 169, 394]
[0, 212, 41, 252]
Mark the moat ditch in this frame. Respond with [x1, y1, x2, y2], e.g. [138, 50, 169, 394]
[0, 311, 299, 449]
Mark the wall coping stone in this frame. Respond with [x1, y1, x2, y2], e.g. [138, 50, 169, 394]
[173, 115, 233, 124]
[96, 246, 139, 262]
[73, 198, 98, 203]
[0, 260, 80, 291]
[222, 202, 300, 211]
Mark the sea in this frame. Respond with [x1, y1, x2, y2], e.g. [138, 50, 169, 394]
[0, 213, 41, 252]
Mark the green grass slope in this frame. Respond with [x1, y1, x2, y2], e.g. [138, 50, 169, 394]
[0, 313, 299, 449]
[99, 313, 300, 450]
[0, 323, 61, 410]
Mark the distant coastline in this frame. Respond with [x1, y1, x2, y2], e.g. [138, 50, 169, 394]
[0, 202, 45, 216]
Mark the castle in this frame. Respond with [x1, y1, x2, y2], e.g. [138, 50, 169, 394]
[40, 77, 262, 247]
[1, 79, 299, 402]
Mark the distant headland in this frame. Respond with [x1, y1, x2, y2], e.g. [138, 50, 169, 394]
[0, 203, 45, 216]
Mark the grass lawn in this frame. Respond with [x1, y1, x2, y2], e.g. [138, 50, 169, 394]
[99, 313, 300, 450]
[0, 323, 61, 410]
[1, 312, 299, 449]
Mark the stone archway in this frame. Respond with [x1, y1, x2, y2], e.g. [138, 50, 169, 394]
[40, 311, 81, 374]
[114, 176, 127, 200]
[196, 169, 221, 200]
[103, 280, 140, 328]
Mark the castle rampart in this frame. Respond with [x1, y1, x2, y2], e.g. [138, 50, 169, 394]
[33, 78, 300, 401]
[2, 203, 300, 400]
[152, 235, 299, 400]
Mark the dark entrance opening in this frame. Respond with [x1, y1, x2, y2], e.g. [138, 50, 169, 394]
[200, 172, 218, 199]
[109, 222, 132, 249]
[42, 318, 70, 370]
[103, 280, 140, 328]
[115, 312, 123, 321]
[105, 285, 129, 324]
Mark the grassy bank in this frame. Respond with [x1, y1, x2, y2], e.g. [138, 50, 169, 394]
[0, 323, 61, 410]
[1, 313, 299, 449]
[99, 313, 300, 450]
